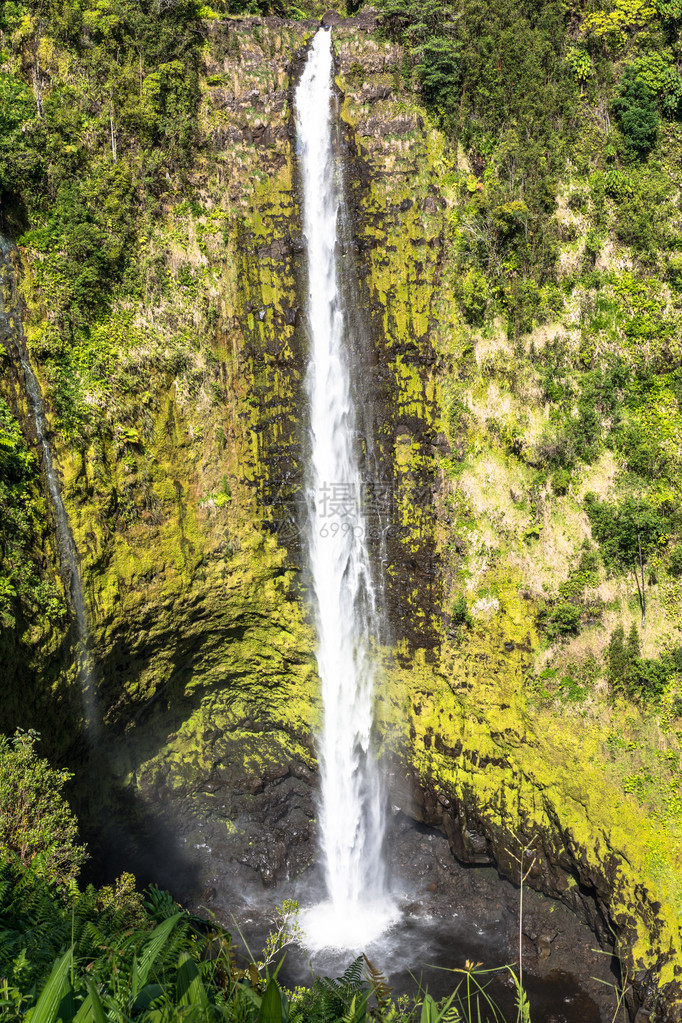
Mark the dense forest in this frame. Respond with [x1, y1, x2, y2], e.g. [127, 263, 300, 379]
[2, 0, 682, 1017]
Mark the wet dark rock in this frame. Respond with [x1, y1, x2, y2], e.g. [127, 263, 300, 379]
[361, 84, 393, 102]
[344, 9, 378, 31]
[257, 239, 291, 260]
[283, 305, 300, 326]
[290, 761, 316, 784]
[423, 195, 445, 213]
[359, 116, 420, 138]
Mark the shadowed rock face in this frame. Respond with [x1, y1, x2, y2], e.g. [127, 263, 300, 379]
[1, 13, 682, 1020]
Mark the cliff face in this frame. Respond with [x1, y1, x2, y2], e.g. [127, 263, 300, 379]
[1, 12, 682, 1018]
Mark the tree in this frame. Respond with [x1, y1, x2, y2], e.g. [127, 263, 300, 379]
[607, 624, 669, 700]
[414, 36, 460, 110]
[613, 73, 659, 155]
[607, 624, 638, 693]
[0, 730, 86, 885]
[584, 492, 671, 625]
[546, 600, 582, 639]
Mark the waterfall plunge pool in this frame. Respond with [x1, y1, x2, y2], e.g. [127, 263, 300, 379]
[215, 811, 618, 1023]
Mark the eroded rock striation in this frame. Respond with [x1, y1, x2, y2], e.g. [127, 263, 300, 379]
[1, 12, 681, 1019]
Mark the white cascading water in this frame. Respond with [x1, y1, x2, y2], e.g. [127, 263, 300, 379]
[296, 29, 396, 950]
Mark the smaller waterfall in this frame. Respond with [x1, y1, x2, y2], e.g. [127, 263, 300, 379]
[0, 238, 98, 741]
[295, 30, 397, 950]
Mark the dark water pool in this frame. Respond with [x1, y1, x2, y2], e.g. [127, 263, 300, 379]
[229, 817, 619, 1023]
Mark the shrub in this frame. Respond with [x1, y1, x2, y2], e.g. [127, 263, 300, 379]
[607, 624, 669, 700]
[603, 168, 632, 200]
[550, 468, 571, 495]
[629, 51, 682, 117]
[567, 47, 593, 91]
[584, 492, 672, 575]
[613, 74, 659, 155]
[546, 601, 582, 638]
[666, 255, 682, 290]
[449, 594, 473, 636]
[0, 731, 86, 885]
[669, 546, 682, 577]
[460, 267, 488, 325]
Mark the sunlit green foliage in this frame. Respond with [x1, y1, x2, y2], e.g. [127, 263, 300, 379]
[0, 730, 85, 884]
[0, 864, 217, 1022]
[606, 624, 682, 700]
[0, 870, 531, 1022]
[629, 50, 682, 115]
[584, 492, 674, 574]
[566, 47, 593, 91]
[0, 0, 205, 432]
[582, 0, 656, 51]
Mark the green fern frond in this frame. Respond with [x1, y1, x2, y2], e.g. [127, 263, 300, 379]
[144, 885, 178, 922]
[319, 975, 343, 996]
[342, 957, 365, 990]
[363, 955, 391, 1017]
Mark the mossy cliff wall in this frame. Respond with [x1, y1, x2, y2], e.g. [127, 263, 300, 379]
[0, 17, 325, 883]
[0, 246, 80, 730]
[1, 12, 681, 1019]
[332, 25, 443, 653]
[333, 28, 681, 1015]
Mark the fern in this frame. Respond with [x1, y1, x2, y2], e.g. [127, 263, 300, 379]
[289, 957, 369, 1023]
[363, 955, 391, 1019]
[0, 866, 14, 909]
[342, 957, 365, 990]
[144, 885, 178, 922]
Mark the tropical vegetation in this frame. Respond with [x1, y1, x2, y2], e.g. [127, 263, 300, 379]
[1, 0, 682, 1012]
[0, 736, 534, 1022]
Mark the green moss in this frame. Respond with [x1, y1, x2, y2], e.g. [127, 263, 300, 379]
[378, 577, 682, 993]
[3, 12, 682, 1008]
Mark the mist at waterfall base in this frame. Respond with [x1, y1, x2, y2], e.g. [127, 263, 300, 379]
[295, 27, 397, 953]
[229, 813, 610, 1022]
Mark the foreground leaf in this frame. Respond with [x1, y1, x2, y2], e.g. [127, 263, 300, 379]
[27, 948, 72, 1023]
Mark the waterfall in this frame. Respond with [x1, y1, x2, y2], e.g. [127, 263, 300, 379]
[295, 29, 396, 950]
[0, 238, 99, 741]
